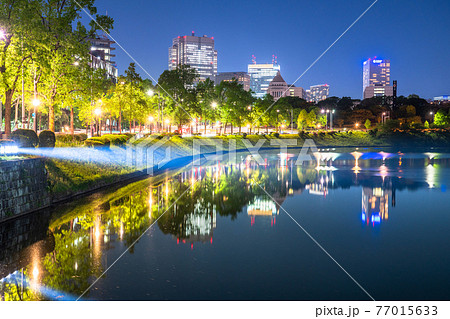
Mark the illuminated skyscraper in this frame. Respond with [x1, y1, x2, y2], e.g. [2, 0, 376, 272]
[168, 32, 217, 81]
[363, 58, 392, 99]
[248, 63, 280, 98]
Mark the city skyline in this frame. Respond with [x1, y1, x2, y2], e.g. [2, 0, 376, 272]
[89, 0, 449, 99]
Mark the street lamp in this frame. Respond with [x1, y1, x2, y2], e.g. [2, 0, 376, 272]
[147, 89, 154, 97]
[94, 107, 102, 136]
[211, 101, 217, 109]
[165, 119, 170, 133]
[32, 98, 40, 132]
[148, 116, 154, 133]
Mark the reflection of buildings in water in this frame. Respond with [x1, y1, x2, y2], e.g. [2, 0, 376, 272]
[247, 197, 278, 226]
[306, 183, 328, 197]
[305, 172, 333, 197]
[361, 185, 395, 226]
[182, 205, 216, 245]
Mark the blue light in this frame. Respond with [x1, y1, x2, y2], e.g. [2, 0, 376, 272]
[371, 213, 381, 223]
[361, 212, 366, 222]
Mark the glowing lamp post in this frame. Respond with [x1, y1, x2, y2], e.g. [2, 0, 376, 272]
[94, 107, 102, 136]
[148, 116, 154, 133]
[32, 98, 40, 132]
[165, 119, 170, 133]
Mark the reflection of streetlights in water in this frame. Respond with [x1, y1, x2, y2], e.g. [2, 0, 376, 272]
[351, 151, 363, 173]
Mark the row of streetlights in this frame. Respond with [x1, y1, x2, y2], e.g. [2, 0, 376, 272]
[321, 109, 335, 130]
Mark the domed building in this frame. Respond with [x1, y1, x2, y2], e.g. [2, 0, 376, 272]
[267, 71, 307, 101]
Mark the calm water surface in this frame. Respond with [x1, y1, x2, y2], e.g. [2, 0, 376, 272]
[1, 148, 450, 301]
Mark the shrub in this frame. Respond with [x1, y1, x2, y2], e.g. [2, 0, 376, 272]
[74, 133, 88, 142]
[381, 119, 401, 132]
[368, 128, 378, 137]
[11, 129, 39, 148]
[84, 136, 110, 148]
[242, 133, 247, 138]
[271, 132, 280, 138]
[39, 130, 56, 148]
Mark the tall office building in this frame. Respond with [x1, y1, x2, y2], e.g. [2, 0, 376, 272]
[309, 84, 330, 103]
[215, 72, 250, 91]
[89, 36, 118, 83]
[363, 58, 392, 99]
[248, 63, 280, 98]
[168, 32, 217, 81]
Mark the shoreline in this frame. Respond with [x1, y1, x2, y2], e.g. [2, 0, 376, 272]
[2, 135, 450, 224]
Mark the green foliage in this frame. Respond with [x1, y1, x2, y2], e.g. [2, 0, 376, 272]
[381, 119, 401, 132]
[424, 120, 430, 129]
[11, 129, 39, 148]
[84, 134, 130, 148]
[55, 133, 88, 147]
[45, 158, 134, 197]
[297, 109, 308, 130]
[364, 119, 371, 130]
[434, 110, 449, 127]
[39, 130, 56, 148]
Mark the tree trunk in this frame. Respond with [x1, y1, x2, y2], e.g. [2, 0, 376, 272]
[204, 121, 207, 135]
[4, 90, 13, 138]
[70, 106, 74, 136]
[119, 109, 122, 134]
[133, 119, 136, 133]
[49, 105, 55, 132]
[110, 117, 112, 134]
[231, 124, 233, 135]
[239, 126, 242, 134]
[139, 121, 142, 133]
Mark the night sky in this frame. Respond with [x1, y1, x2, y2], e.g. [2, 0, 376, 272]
[92, 0, 450, 99]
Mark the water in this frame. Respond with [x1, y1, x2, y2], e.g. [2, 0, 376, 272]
[1, 148, 450, 301]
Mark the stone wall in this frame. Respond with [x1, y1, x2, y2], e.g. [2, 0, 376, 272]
[0, 158, 51, 221]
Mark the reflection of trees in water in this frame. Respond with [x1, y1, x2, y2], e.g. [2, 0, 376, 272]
[3, 156, 442, 300]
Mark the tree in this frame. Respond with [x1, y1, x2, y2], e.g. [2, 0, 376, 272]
[158, 64, 198, 131]
[406, 105, 416, 117]
[195, 78, 216, 134]
[34, 1, 113, 132]
[364, 119, 371, 130]
[424, 120, 430, 129]
[0, 0, 39, 138]
[434, 110, 449, 127]
[297, 109, 308, 130]
[215, 80, 254, 133]
[306, 110, 317, 128]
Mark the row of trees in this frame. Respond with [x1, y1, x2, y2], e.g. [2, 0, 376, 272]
[84, 63, 316, 135]
[0, 0, 113, 138]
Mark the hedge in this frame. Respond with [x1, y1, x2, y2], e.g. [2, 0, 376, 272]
[39, 130, 56, 148]
[11, 129, 39, 148]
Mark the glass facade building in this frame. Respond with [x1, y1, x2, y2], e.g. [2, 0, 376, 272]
[363, 58, 391, 98]
[248, 63, 280, 98]
[169, 33, 217, 81]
